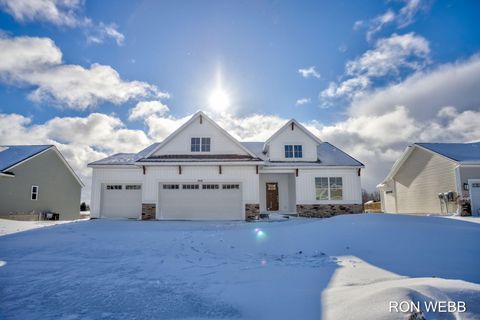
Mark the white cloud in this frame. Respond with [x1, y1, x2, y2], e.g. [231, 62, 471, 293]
[321, 33, 430, 100]
[358, 0, 427, 41]
[0, 35, 167, 109]
[295, 98, 311, 106]
[298, 66, 320, 79]
[129, 101, 170, 121]
[0, 0, 125, 45]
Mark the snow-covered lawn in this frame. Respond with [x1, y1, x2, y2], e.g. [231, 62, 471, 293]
[0, 214, 479, 319]
[0, 218, 79, 236]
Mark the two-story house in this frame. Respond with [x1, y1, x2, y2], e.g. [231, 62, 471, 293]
[88, 111, 363, 220]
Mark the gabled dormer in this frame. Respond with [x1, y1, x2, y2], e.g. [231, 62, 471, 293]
[263, 119, 321, 162]
[144, 111, 258, 159]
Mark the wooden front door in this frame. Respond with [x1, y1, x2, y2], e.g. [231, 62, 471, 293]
[266, 183, 279, 211]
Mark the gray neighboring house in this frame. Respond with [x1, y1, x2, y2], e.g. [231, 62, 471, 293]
[0, 145, 84, 220]
[377, 142, 480, 216]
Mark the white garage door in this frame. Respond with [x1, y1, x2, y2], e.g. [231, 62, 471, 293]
[158, 182, 242, 220]
[101, 183, 142, 218]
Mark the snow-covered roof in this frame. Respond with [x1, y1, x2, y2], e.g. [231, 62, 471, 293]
[0, 145, 52, 172]
[416, 142, 480, 164]
[88, 143, 161, 165]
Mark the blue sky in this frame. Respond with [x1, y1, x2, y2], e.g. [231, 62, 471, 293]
[1, 0, 480, 199]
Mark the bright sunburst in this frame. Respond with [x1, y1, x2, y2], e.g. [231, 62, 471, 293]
[208, 88, 230, 112]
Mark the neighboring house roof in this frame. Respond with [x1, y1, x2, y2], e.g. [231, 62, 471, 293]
[0, 145, 84, 187]
[88, 143, 161, 166]
[379, 142, 480, 187]
[416, 142, 480, 164]
[0, 145, 52, 172]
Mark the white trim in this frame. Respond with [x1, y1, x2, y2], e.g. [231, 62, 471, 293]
[31, 185, 39, 201]
[455, 165, 462, 195]
[0, 172, 15, 178]
[144, 111, 258, 158]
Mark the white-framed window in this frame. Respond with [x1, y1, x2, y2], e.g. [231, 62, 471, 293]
[222, 184, 240, 190]
[31, 185, 39, 200]
[182, 184, 199, 190]
[106, 185, 122, 190]
[163, 184, 179, 190]
[315, 177, 343, 200]
[125, 185, 141, 190]
[191, 137, 211, 152]
[285, 145, 302, 158]
[201, 137, 211, 152]
[202, 184, 219, 190]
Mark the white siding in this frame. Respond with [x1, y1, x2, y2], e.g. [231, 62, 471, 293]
[90, 167, 143, 218]
[267, 126, 318, 161]
[393, 147, 457, 214]
[295, 168, 362, 204]
[152, 117, 248, 156]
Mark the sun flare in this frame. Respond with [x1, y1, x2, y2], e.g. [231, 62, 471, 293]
[208, 88, 230, 112]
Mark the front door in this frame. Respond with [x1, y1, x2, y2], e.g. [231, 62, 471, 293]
[266, 182, 279, 211]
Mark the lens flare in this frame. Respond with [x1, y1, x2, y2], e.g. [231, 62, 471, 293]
[254, 227, 266, 240]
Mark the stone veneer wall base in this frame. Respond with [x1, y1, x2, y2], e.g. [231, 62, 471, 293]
[245, 203, 260, 220]
[296, 204, 363, 218]
[142, 203, 156, 220]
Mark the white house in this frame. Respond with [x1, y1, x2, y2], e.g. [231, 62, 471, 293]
[88, 111, 364, 220]
[377, 142, 480, 216]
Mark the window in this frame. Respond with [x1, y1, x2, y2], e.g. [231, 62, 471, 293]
[191, 137, 211, 152]
[329, 177, 343, 200]
[31, 185, 39, 200]
[191, 137, 200, 152]
[106, 185, 122, 190]
[202, 184, 219, 190]
[294, 145, 303, 158]
[201, 137, 211, 152]
[284, 145, 293, 158]
[315, 178, 329, 200]
[163, 184, 179, 190]
[222, 184, 240, 190]
[285, 145, 303, 158]
[182, 184, 199, 190]
[125, 185, 141, 190]
[315, 177, 343, 200]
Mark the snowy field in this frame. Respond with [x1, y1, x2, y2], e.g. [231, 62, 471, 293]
[0, 214, 479, 320]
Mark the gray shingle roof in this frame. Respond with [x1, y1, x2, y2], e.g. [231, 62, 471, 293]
[416, 142, 480, 164]
[0, 145, 52, 172]
[90, 141, 363, 167]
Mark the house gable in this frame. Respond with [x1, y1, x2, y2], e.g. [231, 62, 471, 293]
[148, 112, 254, 157]
[264, 120, 321, 162]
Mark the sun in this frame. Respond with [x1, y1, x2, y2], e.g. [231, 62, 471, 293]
[208, 88, 230, 112]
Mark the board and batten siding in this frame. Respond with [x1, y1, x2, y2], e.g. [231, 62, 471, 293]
[268, 127, 318, 162]
[90, 167, 143, 218]
[393, 147, 457, 214]
[295, 168, 362, 204]
[151, 118, 248, 156]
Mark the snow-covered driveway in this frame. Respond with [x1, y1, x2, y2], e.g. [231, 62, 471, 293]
[0, 214, 479, 319]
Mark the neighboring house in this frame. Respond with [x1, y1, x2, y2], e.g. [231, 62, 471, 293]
[88, 111, 364, 220]
[0, 145, 84, 220]
[377, 142, 480, 216]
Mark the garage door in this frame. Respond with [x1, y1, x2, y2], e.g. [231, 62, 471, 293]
[101, 183, 142, 218]
[158, 182, 242, 220]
